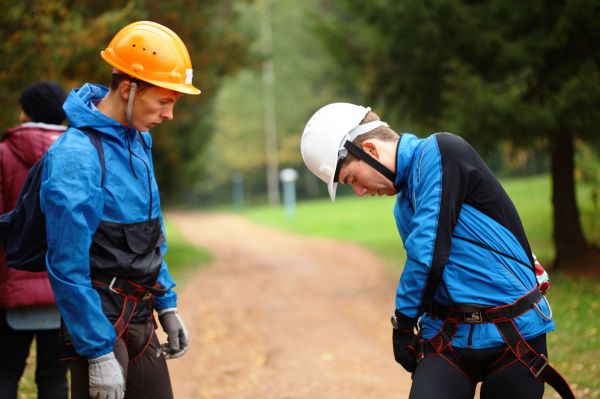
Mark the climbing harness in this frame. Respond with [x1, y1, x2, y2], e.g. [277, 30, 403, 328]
[422, 286, 574, 399]
[61, 274, 166, 360]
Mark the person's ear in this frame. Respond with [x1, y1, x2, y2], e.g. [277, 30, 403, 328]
[361, 141, 379, 159]
[118, 80, 131, 101]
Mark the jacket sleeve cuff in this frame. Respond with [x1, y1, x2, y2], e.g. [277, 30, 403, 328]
[154, 290, 177, 311]
[157, 307, 177, 316]
[88, 345, 114, 360]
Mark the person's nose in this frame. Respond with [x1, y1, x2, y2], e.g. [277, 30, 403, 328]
[161, 105, 174, 121]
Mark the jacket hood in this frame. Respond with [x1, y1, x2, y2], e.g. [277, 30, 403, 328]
[3, 123, 66, 166]
[64, 83, 131, 141]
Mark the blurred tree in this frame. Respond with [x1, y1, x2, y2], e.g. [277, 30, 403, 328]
[0, 0, 139, 128]
[200, 0, 342, 204]
[0, 0, 250, 202]
[318, 0, 600, 272]
[144, 1, 250, 199]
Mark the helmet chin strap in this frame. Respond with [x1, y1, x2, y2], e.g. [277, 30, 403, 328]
[333, 120, 403, 193]
[343, 141, 396, 183]
[126, 81, 137, 127]
[335, 139, 404, 193]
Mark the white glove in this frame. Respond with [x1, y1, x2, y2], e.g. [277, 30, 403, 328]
[158, 308, 189, 359]
[88, 351, 125, 399]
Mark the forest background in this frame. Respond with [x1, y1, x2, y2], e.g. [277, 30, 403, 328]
[1, 0, 599, 274]
[2, 1, 600, 397]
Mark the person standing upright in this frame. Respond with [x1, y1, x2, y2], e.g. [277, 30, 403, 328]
[0, 81, 68, 399]
[40, 21, 200, 399]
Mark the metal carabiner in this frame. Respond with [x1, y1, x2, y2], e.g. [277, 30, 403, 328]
[533, 295, 553, 321]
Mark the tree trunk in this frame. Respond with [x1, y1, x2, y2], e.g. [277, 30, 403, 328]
[549, 131, 588, 270]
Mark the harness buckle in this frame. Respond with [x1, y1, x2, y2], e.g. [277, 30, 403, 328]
[464, 311, 483, 323]
[108, 277, 119, 294]
[529, 354, 549, 378]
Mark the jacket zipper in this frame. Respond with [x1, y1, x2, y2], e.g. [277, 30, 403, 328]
[128, 138, 153, 220]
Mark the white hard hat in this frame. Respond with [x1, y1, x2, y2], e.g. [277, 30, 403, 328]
[301, 102, 388, 200]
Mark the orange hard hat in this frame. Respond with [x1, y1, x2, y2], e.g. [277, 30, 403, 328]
[101, 21, 201, 95]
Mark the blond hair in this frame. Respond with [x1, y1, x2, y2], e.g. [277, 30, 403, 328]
[346, 111, 400, 162]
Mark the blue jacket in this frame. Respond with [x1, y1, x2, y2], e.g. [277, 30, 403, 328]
[393, 133, 553, 349]
[40, 83, 177, 358]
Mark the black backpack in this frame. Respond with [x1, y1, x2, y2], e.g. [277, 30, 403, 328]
[0, 128, 104, 272]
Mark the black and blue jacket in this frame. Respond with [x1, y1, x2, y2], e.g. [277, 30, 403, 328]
[40, 84, 177, 359]
[393, 133, 554, 349]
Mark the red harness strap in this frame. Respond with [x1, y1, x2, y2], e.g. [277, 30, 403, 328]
[425, 287, 574, 399]
[61, 275, 164, 360]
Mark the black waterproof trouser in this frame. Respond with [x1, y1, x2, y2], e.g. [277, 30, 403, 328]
[0, 309, 68, 399]
[69, 320, 173, 399]
[409, 334, 547, 399]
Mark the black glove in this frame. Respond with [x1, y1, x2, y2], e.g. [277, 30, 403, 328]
[391, 310, 418, 372]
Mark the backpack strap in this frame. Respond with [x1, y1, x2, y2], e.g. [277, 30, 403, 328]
[79, 127, 105, 185]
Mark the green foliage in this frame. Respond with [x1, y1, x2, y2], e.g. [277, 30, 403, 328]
[317, 0, 600, 143]
[0, 0, 140, 128]
[316, 1, 462, 130]
[0, 0, 251, 202]
[145, 1, 251, 201]
[576, 143, 600, 185]
[197, 0, 342, 203]
[576, 143, 600, 235]
[316, 0, 600, 270]
[163, 218, 213, 287]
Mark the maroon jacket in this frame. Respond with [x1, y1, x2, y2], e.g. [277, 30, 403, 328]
[0, 122, 65, 308]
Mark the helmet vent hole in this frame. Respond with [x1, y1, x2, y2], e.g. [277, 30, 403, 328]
[132, 44, 136, 47]
[153, 51, 157, 55]
[143, 48, 146, 51]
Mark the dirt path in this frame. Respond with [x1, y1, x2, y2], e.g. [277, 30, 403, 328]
[166, 211, 412, 399]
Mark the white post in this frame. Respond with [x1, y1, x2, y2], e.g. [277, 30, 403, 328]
[279, 168, 298, 220]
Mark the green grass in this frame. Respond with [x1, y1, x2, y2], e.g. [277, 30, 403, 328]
[17, 219, 211, 397]
[163, 219, 213, 288]
[246, 175, 600, 266]
[246, 194, 406, 265]
[545, 275, 600, 397]
[244, 174, 600, 396]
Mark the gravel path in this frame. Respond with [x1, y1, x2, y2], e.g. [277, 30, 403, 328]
[166, 211, 412, 399]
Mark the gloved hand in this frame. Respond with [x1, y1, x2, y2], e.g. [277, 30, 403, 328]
[158, 308, 189, 359]
[88, 351, 125, 399]
[391, 310, 418, 372]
